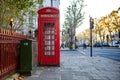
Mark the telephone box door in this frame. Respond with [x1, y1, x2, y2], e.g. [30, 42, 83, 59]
[38, 7, 60, 66]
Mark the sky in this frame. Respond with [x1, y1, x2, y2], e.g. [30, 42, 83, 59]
[60, 0, 120, 34]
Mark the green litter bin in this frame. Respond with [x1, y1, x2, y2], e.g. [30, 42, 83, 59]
[18, 39, 38, 75]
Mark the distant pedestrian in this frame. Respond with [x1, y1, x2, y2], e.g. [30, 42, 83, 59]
[60, 43, 64, 49]
[83, 43, 86, 49]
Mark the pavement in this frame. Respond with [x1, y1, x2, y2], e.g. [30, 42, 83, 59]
[24, 47, 120, 80]
[60, 47, 69, 51]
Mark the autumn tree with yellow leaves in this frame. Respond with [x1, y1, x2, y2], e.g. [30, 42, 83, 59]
[77, 7, 120, 45]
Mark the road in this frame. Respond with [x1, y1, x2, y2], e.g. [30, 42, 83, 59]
[78, 47, 120, 61]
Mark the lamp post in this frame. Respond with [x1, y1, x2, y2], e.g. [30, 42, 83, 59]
[89, 16, 94, 57]
[9, 18, 13, 33]
[51, 0, 53, 6]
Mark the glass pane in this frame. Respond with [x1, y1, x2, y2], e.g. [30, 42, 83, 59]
[48, 30, 50, 34]
[44, 51, 47, 55]
[52, 41, 54, 45]
[44, 46, 47, 50]
[45, 35, 50, 39]
[45, 31, 48, 34]
[52, 51, 54, 55]
[47, 46, 51, 50]
[52, 35, 54, 39]
[48, 51, 51, 55]
[45, 41, 50, 45]
[52, 31, 54, 34]
[52, 26, 54, 29]
[52, 46, 54, 50]
[47, 23, 50, 27]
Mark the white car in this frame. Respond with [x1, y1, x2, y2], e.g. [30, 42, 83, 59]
[113, 42, 119, 47]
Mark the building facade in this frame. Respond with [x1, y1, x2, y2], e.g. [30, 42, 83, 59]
[43, 0, 60, 9]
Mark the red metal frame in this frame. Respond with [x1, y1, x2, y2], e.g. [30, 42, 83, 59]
[38, 7, 60, 66]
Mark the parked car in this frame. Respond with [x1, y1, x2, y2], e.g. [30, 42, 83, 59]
[93, 42, 101, 47]
[112, 41, 119, 47]
[102, 43, 110, 47]
[93, 42, 110, 47]
[113, 43, 119, 47]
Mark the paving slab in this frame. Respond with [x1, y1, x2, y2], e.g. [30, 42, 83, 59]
[25, 51, 120, 80]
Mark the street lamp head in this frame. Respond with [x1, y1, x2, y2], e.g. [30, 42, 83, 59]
[89, 17, 94, 29]
[10, 18, 13, 22]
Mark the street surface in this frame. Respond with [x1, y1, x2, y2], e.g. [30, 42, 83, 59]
[25, 48, 120, 80]
[78, 47, 120, 61]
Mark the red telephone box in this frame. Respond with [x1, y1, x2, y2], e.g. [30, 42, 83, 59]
[38, 7, 60, 66]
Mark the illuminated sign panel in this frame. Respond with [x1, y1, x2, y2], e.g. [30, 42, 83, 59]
[41, 14, 57, 18]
